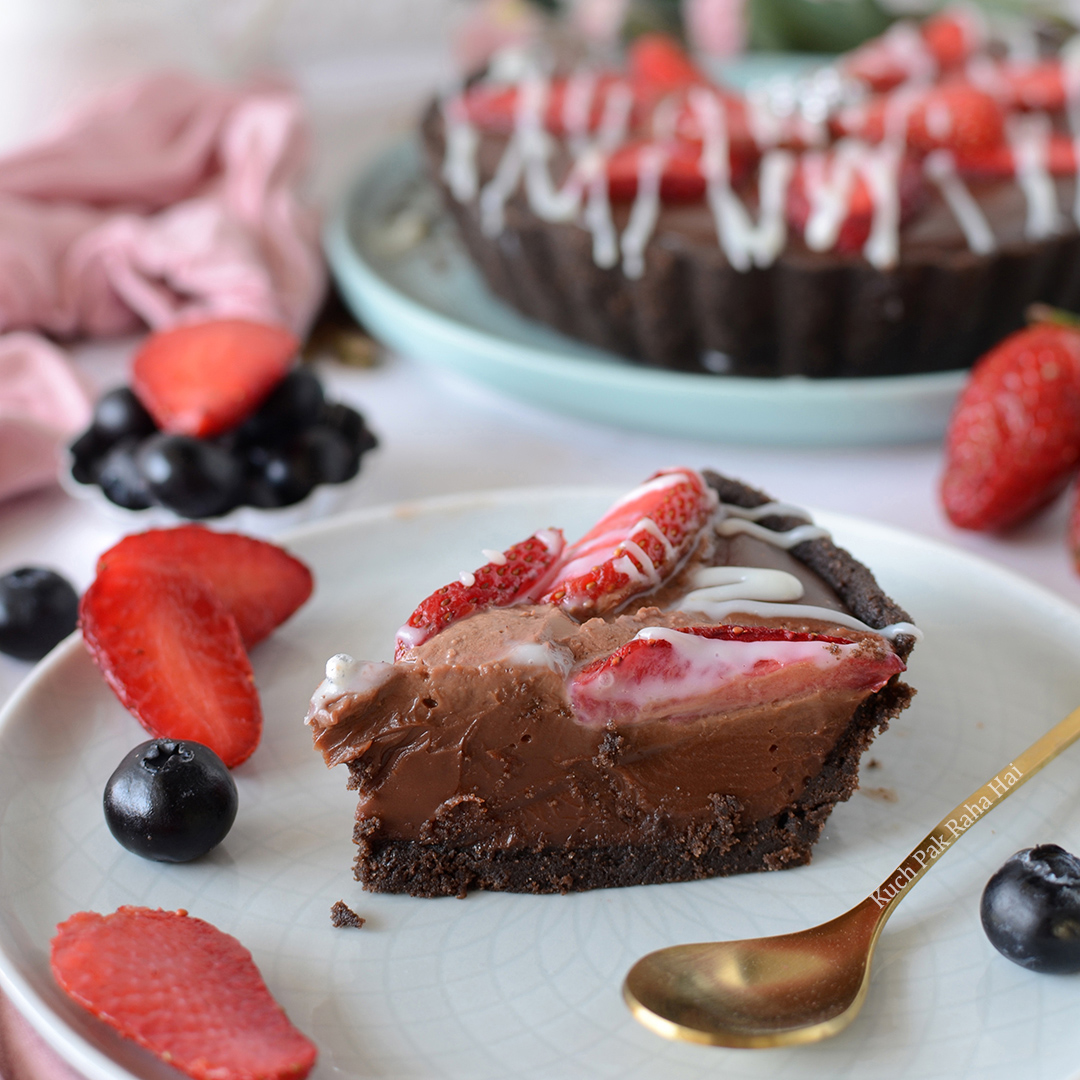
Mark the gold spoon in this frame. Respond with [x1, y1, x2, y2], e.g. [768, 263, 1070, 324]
[624, 703, 1080, 1049]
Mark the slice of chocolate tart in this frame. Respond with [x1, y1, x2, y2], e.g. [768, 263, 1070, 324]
[306, 468, 917, 897]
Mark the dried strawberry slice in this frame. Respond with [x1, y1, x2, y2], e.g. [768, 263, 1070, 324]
[541, 468, 717, 617]
[628, 34, 708, 93]
[51, 907, 317, 1080]
[395, 529, 565, 657]
[569, 624, 905, 726]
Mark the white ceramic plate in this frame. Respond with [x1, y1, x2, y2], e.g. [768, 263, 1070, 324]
[3, 487, 1080, 1080]
[325, 142, 965, 447]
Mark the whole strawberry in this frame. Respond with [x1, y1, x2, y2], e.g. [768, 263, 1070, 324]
[941, 320, 1080, 531]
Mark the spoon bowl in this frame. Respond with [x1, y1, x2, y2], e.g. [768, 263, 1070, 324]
[624, 704, 1080, 1048]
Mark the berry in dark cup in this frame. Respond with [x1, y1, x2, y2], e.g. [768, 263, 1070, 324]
[103, 738, 239, 863]
[981, 844, 1080, 973]
[0, 567, 80, 661]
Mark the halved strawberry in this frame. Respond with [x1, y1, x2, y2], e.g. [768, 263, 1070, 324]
[628, 34, 707, 94]
[1001, 61, 1066, 112]
[568, 624, 905, 726]
[787, 149, 925, 255]
[921, 9, 983, 70]
[834, 84, 1006, 157]
[395, 529, 565, 657]
[956, 134, 1078, 179]
[97, 526, 313, 648]
[460, 74, 621, 136]
[541, 468, 717, 617]
[80, 564, 261, 767]
[132, 319, 298, 439]
[51, 907, 317, 1080]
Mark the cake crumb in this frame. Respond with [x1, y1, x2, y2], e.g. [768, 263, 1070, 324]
[330, 901, 366, 928]
[860, 786, 898, 803]
[865, 758, 882, 770]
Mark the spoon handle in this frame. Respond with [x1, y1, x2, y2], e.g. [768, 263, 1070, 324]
[866, 704, 1080, 927]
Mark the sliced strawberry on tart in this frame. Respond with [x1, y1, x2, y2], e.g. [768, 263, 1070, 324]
[307, 468, 917, 898]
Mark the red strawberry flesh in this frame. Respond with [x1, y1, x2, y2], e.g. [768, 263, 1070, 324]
[395, 529, 565, 657]
[569, 624, 904, 726]
[51, 907, 317, 1080]
[98, 526, 313, 648]
[941, 323, 1080, 531]
[80, 564, 262, 767]
[132, 318, 298, 439]
[542, 468, 717, 617]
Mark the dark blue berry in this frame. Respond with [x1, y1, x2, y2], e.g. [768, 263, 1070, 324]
[0, 567, 79, 661]
[239, 369, 324, 444]
[97, 437, 155, 510]
[137, 434, 242, 519]
[69, 429, 111, 484]
[295, 425, 359, 484]
[321, 402, 377, 455]
[981, 845, 1080, 973]
[103, 739, 238, 863]
[92, 387, 157, 442]
[243, 443, 316, 508]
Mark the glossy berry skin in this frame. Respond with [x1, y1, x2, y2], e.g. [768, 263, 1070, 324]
[93, 387, 157, 443]
[981, 845, 1080, 973]
[941, 324, 1080, 531]
[0, 567, 79, 661]
[103, 739, 238, 863]
[96, 438, 154, 510]
[242, 369, 325, 443]
[295, 426, 359, 484]
[137, 434, 242, 519]
[243, 444, 316, 508]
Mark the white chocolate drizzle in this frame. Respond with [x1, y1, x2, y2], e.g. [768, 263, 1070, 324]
[923, 149, 996, 254]
[1007, 112, 1064, 240]
[309, 654, 396, 714]
[691, 88, 795, 271]
[716, 517, 831, 547]
[441, 96, 479, 201]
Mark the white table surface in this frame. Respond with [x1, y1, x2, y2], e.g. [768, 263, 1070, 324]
[2, 329, 1078, 711]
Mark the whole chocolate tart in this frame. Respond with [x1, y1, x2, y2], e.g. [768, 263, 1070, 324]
[306, 469, 917, 897]
[421, 14, 1080, 377]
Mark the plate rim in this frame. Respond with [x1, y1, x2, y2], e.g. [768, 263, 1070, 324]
[3, 484, 1080, 1080]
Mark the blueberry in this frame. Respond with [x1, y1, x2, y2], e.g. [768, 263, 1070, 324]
[103, 739, 238, 863]
[240, 369, 325, 444]
[981, 845, 1080, 973]
[243, 443, 317, 508]
[92, 387, 157, 443]
[97, 437, 155, 510]
[137, 434, 242, 518]
[69, 428, 111, 485]
[0, 567, 79, 661]
[295, 425, 360, 484]
[321, 402, 377, 455]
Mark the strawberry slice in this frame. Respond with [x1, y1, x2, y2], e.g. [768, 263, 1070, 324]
[606, 139, 708, 202]
[921, 9, 983, 70]
[132, 319, 298, 439]
[628, 34, 707, 94]
[51, 907, 317, 1080]
[80, 564, 262, 767]
[541, 468, 717, 617]
[395, 529, 565, 657]
[98, 526, 313, 648]
[568, 624, 905, 727]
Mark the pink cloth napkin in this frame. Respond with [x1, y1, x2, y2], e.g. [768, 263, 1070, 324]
[0, 994, 84, 1080]
[0, 71, 326, 506]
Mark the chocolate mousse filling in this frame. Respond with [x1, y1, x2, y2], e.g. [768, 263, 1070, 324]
[307, 470, 916, 897]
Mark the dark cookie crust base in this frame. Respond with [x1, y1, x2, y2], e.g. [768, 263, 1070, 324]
[351, 471, 916, 897]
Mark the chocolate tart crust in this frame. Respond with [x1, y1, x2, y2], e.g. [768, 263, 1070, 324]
[346, 471, 916, 897]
